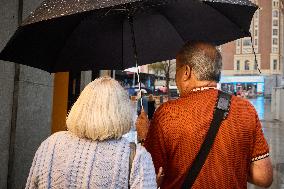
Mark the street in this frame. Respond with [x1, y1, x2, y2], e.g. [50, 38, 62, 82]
[248, 97, 284, 189]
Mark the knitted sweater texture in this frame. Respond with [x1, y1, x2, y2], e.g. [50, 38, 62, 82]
[144, 89, 269, 189]
[25, 131, 157, 189]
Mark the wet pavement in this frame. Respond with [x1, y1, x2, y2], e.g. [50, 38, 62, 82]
[249, 97, 272, 121]
[248, 97, 284, 189]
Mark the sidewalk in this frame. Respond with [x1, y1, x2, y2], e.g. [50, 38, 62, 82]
[248, 97, 283, 189]
[248, 118, 284, 189]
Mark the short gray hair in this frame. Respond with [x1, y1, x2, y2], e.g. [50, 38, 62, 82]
[177, 41, 222, 82]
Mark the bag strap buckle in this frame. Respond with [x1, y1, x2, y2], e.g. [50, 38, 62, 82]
[216, 91, 232, 119]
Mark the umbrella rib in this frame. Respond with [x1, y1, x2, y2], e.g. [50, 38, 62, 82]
[122, 15, 124, 69]
[203, 2, 253, 36]
[156, 10, 185, 43]
[50, 19, 86, 72]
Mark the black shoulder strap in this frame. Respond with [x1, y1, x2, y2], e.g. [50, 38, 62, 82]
[181, 91, 232, 189]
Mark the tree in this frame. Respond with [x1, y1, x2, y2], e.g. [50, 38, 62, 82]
[148, 60, 176, 98]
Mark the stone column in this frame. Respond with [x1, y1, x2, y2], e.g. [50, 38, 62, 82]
[1, 0, 54, 188]
[0, 0, 20, 188]
[80, 71, 92, 91]
[271, 87, 284, 121]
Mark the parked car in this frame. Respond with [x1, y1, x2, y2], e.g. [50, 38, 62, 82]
[154, 85, 180, 98]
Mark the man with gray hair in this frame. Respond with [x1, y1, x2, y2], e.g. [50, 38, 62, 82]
[136, 41, 273, 188]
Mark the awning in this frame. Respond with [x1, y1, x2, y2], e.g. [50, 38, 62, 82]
[220, 76, 264, 83]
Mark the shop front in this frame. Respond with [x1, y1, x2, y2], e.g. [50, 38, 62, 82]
[220, 76, 265, 97]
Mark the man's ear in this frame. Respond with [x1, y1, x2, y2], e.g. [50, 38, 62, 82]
[183, 65, 192, 81]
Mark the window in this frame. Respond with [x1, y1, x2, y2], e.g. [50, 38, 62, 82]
[245, 60, 250, 70]
[273, 1, 279, 7]
[273, 29, 278, 36]
[273, 20, 278, 26]
[237, 40, 241, 46]
[273, 60, 277, 70]
[273, 38, 278, 45]
[273, 10, 278, 17]
[273, 47, 278, 53]
[255, 39, 258, 46]
[243, 38, 251, 46]
[254, 30, 258, 36]
[236, 60, 240, 70]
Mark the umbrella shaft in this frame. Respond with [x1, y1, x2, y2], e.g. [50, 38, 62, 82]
[128, 16, 138, 64]
[128, 15, 143, 109]
[128, 15, 141, 90]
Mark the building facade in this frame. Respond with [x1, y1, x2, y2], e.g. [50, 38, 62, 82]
[221, 0, 284, 97]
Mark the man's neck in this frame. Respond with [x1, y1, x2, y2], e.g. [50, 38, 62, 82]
[180, 80, 217, 97]
[190, 80, 217, 91]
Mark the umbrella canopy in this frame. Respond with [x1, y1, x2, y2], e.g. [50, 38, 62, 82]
[0, 0, 257, 73]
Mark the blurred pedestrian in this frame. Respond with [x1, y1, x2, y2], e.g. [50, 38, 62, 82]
[137, 91, 148, 116]
[147, 94, 156, 120]
[25, 77, 158, 189]
[136, 41, 272, 188]
[159, 95, 163, 104]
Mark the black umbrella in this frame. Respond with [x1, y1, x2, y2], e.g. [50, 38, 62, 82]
[0, 0, 257, 73]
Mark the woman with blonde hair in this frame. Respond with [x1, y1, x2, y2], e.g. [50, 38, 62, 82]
[25, 77, 157, 189]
